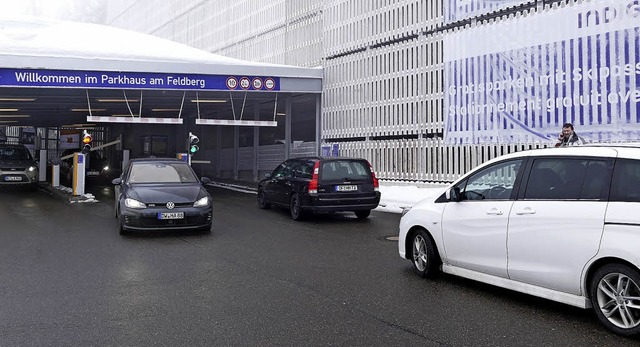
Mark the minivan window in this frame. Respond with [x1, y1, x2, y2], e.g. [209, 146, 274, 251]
[458, 159, 522, 200]
[523, 158, 609, 200]
[610, 159, 640, 202]
[321, 160, 370, 180]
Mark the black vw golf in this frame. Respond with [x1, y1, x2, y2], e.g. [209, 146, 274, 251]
[257, 157, 381, 220]
[112, 158, 213, 234]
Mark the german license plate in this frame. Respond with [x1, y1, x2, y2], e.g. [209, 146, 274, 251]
[336, 185, 357, 192]
[87, 171, 100, 176]
[4, 176, 22, 181]
[158, 212, 184, 220]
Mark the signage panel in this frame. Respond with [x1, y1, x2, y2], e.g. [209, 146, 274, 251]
[0, 68, 280, 91]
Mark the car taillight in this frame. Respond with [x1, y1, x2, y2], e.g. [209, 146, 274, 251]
[308, 161, 320, 194]
[368, 162, 379, 191]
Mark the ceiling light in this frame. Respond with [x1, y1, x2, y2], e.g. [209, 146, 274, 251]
[0, 108, 19, 112]
[152, 108, 181, 112]
[190, 99, 227, 103]
[0, 120, 19, 124]
[0, 115, 30, 118]
[277, 112, 286, 116]
[0, 98, 36, 102]
[97, 99, 139, 102]
[61, 124, 96, 128]
[71, 108, 106, 112]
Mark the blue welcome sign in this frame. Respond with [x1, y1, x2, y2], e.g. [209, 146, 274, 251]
[0, 68, 280, 91]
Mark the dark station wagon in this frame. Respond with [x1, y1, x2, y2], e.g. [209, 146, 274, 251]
[257, 157, 381, 220]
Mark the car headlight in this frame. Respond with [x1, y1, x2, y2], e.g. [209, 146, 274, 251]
[28, 166, 37, 172]
[125, 198, 146, 209]
[103, 166, 109, 171]
[194, 196, 209, 207]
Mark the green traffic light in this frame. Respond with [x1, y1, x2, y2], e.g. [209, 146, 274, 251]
[190, 145, 199, 153]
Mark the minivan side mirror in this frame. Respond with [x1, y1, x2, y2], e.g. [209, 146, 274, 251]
[200, 177, 211, 184]
[445, 187, 462, 202]
[264, 173, 272, 179]
[112, 177, 122, 185]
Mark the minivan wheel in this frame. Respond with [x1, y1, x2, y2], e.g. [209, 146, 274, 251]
[590, 263, 640, 336]
[257, 189, 271, 209]
[355, 210, 371, 220]
[411, 229, 438, 278]
[290, 194, 305, 221]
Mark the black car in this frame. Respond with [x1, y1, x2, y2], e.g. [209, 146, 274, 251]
[257, 157, 381, 220]
[59, 148, 114, 185]
[112, 158, 213, 234]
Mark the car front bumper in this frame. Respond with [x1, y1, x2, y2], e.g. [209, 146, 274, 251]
[121, 206, 213, 231]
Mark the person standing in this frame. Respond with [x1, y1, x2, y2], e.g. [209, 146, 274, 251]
[555, 122, 585, 147]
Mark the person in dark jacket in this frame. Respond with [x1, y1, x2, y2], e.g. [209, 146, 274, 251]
[555, 122, 585, 147]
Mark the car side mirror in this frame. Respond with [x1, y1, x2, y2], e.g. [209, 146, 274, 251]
[446, 187, 461, 202]
[264, 173, 272, 179]
[200, 177, 211, 184]
[111, 177, 122, 185]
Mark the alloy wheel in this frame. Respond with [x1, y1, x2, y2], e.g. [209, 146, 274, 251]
[596, 272, 640, 329]
[413, 234, 428, 272]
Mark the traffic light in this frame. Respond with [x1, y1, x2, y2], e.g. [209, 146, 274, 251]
[189, 132, 199, 154]
[82, 130, 92, 153]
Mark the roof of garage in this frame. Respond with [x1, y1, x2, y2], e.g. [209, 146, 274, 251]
[0, 16, 323, 83]
[0, 16, 322, 127]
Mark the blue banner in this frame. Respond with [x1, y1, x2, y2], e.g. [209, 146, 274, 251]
[444, 0, 533, 24]
[0, 68, 280, 91]
[444, 0, 640, 144]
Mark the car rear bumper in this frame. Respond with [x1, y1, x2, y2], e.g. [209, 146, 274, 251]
[301, 192, 381, 212]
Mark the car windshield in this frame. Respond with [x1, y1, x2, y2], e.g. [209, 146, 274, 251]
[0, 147, 32, 161]
[127, 162, 199, 183]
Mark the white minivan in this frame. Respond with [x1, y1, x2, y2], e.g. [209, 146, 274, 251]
[398, 145, 640, 336]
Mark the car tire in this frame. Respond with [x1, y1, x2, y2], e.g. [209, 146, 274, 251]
[257, 189, 271, 209]
[290, 193, 305, 221]
[355, 210, 371, 220]
[590, 263, 640, 336]
[411, 229, 439, 278]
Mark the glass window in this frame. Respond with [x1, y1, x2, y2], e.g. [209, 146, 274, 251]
[320, 160, 370, 180]
[458, 159, 522, 201]
[293, 160, 315, 179]
[128, 162, 198, 184]
[610, 159, 640, 202]
[523, 158, 607, 200]
[580, 161, 610, 200]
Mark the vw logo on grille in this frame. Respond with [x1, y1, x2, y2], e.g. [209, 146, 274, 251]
[166, 201, 175, 210]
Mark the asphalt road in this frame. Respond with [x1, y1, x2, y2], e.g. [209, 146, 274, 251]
[0, 184, 638, 346]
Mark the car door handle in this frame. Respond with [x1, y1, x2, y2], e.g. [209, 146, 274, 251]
[515, 207, 536, 215]
[486, 208, 503, 215]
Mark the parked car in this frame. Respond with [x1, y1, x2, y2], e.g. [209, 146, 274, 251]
[0, 143, 39, 190]
[112, 157, 213, 235]
[257, 157, 381, 220]
[398, 145, 640, 336]
[60, 148, 114, 185]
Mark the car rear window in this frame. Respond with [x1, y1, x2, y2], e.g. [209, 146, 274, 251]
[320, 160, 370, 181]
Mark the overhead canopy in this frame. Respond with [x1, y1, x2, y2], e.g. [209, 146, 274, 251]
[0, 16, 322, 127]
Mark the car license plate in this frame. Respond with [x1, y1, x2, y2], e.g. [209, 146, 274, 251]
[87, 171, 99, 176]
[336, 185, 357, 192]
[158, 212, 184, 220]
[4, 176, 22, 181]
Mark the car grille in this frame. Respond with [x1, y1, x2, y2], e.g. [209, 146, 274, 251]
[125, 213, 212, 228]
